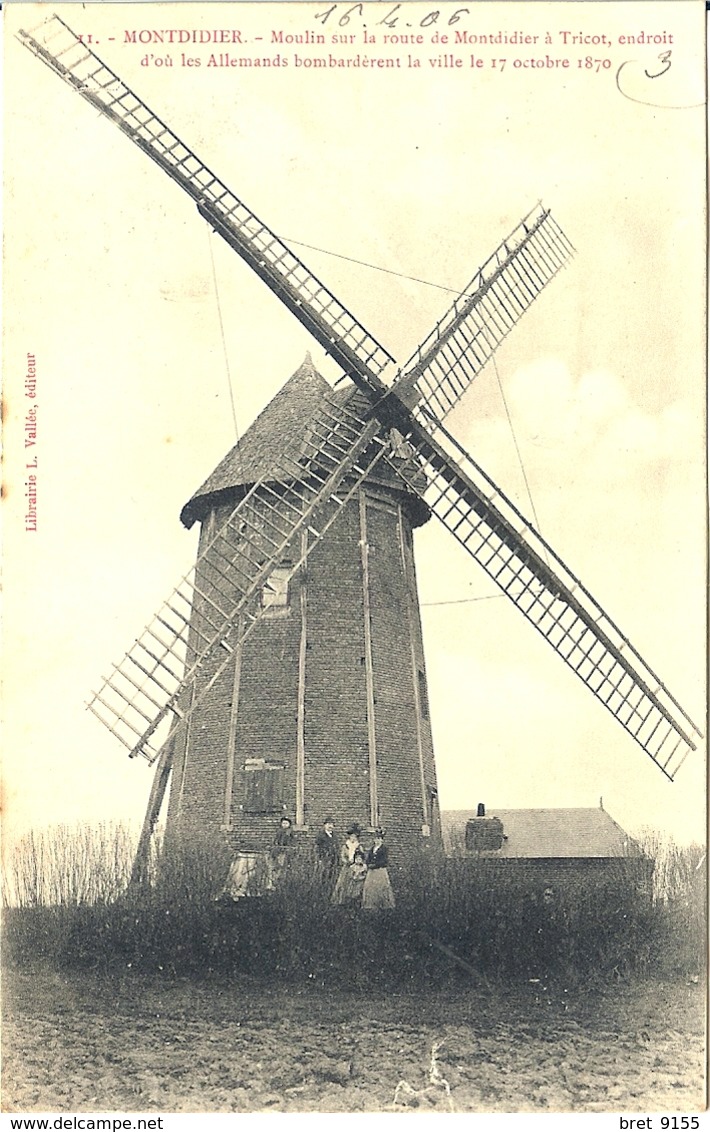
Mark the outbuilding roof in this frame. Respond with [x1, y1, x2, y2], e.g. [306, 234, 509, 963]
[441, 806, 638, 859]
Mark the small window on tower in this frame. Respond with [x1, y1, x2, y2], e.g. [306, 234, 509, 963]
[242, 759, 285, 814]
[261, 566, 291, 612]
[418, 669, 429, 719]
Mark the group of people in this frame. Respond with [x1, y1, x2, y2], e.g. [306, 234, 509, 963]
[271, 815, 395, 909]
[315, 817, 396, 911]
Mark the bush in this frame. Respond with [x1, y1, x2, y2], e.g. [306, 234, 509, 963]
[2, 824, 705, 985]
[634, 831, 706, 977]
[3, 822, 135, 908]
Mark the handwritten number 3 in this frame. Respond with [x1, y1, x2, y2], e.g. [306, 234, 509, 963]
[645, 50, 672, 79]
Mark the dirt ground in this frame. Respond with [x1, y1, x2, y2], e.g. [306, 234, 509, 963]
[2, 964, 706, 1113]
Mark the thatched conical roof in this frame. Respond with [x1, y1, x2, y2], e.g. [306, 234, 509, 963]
[181, 354, 429, 529]
[181, 355, 329, 528]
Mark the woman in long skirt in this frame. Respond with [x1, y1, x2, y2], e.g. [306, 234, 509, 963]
[362, 828, 395, 910]
[331, 823, 367, 906]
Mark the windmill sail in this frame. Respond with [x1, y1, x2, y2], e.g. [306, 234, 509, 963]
[383, 407, 702, 781]
[88, 391, 388, 762]
[394, 206, 575, 422]
[17, 15, 395, 384]
[18, 15, 572, 415]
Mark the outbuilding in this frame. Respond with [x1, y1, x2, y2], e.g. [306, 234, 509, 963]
[441, 803, 653, 895]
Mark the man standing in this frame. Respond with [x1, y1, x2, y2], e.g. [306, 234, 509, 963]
[314, 816, 339, 875]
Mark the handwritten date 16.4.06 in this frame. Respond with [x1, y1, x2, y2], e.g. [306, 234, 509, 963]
[315, 4, 472, 30]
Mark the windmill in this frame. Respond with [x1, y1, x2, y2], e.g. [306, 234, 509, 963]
[19, 16, 702, 875]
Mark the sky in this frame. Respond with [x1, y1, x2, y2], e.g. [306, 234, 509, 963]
[3, 0, 707, 849]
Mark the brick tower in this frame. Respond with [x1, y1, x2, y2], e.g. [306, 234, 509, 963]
[165, 357, 441, 859]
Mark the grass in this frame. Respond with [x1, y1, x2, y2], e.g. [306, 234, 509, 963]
[2, 823, 705, 985]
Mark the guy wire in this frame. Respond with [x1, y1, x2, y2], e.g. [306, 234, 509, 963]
[207, 230, 244, 475]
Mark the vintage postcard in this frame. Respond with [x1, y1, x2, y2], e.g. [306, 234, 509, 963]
[2, 0, 707, 1118]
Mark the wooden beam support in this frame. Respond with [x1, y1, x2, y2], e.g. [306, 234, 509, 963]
[359, 491, 378, 828]
[130, 735, 175, 886]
